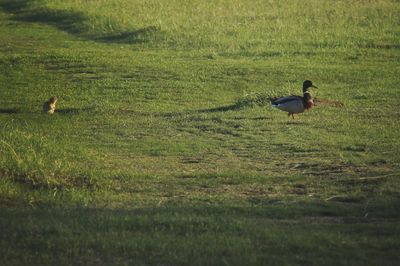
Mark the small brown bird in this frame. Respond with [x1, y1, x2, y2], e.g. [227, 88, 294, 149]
[43, 96, 57, 114]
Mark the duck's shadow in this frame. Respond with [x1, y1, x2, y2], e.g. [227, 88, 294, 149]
[196, 104, 242, 113]
[285, 120, 309, 125]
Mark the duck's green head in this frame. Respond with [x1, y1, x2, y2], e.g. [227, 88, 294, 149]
[303, 80, 318, 92]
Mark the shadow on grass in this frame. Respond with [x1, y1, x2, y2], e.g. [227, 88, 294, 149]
[0, 108, 21, 114]
[232, 116, 273, 121]
[197, 103, 243, 113]
[0, 0, 161, 44]
[1, 198, 399, 265]
[0, 0, 85, 34]
[197, 92, 277, 113]
[0, 0, 28, 12]
[0, 107, 96, 115]
[94, 26, 162, 44]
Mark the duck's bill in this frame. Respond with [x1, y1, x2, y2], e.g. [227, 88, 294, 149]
[311, 85, 318, 88]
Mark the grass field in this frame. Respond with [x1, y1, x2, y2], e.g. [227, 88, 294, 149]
[1, 0, 400, 265]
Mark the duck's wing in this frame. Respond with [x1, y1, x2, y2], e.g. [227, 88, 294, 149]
[271, 96, 303, 106]
[271, 96, 305, 114]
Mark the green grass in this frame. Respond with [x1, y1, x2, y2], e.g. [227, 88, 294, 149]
[0, 0, 400, 265]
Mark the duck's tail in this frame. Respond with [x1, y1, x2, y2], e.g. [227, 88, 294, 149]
[269, 97, 280, 108]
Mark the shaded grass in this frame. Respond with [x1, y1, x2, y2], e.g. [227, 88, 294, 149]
[0, 0, 164, 44]
[1, 199, 400, 266]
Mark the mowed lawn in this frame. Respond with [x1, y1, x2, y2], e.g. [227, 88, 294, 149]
[0, 0, 399, 265]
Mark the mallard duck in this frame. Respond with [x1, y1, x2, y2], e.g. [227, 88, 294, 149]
[43, 96, 57, 114]
[271, 80, 317, 119]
